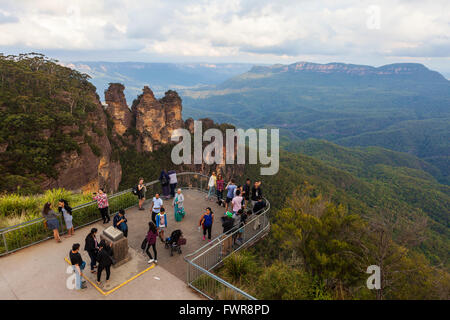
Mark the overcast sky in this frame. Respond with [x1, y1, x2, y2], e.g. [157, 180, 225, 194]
[0, 0, 449, 76]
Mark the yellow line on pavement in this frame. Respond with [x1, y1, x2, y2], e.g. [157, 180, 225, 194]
[64, 257, 155, 296]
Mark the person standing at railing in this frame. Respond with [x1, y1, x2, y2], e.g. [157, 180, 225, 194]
[93, 188, 110, 223]
[151, 193, 163, 224]
[221, 211, 235, 255]
[236, 209, 248, 245]
[42, 202, 61, 243]
[160, 169, 170, 199]
[84, 228, 99, 274]
[206, 171, 216, 201]
[225, 179, 237, 211]
[199, 207, 214, 242]
[251, 181, 263, 207]
[173, 189, 185, 222]
[243, 178, 251, 208]
[58, 199, 74, 237]
[252, 196, 266, 231]
[137, 178, 147, 211]
[231, 189, 243, 215]
[168, 170, 177, 198]
[216, 174, 225, 203]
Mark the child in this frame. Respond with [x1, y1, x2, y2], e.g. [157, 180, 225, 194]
[156, 207, 168, 242]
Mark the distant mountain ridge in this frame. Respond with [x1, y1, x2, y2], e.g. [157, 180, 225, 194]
[249, 61, 445, 79]
[62, 61, 254, 104]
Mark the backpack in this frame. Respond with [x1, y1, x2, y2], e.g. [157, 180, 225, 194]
[160, 175, 169, 185]
[132, 185, 138, 195]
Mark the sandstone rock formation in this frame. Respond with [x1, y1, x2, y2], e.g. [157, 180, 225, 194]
[41, 82, 244, 194]
[131, 86, 184, 152]
[105, 83, 132, 137]
[42, 90, 122, 193]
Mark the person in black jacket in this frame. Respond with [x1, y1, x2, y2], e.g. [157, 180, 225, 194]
[160, 169, 170, 199]
[84, 228, 98, 273]
[242, 178, 251, 208]
[252, 197, 266, 215]
[96, 240, 113, 285]
[221, 212, 235, 255]
[251, 181, 262, 207]
[252, 197, 266, 231]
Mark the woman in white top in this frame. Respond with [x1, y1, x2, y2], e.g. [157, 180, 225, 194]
[206, 172, 217, 201]
[168, 170, 178, 198]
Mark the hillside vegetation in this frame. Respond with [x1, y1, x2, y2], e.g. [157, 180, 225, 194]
[0, 53, 106, 194]
[183, 62, 450, 184]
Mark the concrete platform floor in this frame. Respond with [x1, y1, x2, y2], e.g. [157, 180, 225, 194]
[0, 189, 225, 300]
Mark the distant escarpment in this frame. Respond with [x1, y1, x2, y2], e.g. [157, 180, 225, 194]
[248, 62, 446, 79]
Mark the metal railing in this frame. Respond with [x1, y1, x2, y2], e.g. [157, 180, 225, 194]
[0, 172, 209, 257]
[184, 196, 271, 300]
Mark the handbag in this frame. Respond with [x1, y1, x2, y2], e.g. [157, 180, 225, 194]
[141, 237, 148, 251]
[43, 220, 48, 229]
[109, 254, 116, 265]
[177, 237, 186, 246]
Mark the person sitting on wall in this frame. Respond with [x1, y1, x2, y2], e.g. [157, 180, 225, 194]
[113, 209, 128, 237]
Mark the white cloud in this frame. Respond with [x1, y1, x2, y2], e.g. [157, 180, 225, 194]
[0, 0, 449, 68]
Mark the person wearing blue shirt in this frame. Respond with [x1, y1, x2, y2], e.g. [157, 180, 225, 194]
[225, 179, 237, 211]
[151, 193, 163, 224]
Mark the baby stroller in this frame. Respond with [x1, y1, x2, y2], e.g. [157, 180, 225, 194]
[165, 229, 187, 256]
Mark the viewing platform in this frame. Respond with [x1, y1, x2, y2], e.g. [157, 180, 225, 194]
[0, 173, 270, 300]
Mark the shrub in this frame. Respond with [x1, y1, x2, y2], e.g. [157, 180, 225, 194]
[222, 251, 259, 284]
[256, 261, 312, 300]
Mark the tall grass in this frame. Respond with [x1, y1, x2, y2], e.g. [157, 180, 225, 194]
[0, 190, 138, 253]
[0, 188, 97, 228]
[0, 194, 40, 219]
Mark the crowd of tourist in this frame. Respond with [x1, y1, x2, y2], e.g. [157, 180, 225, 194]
[42, 169, 266, 291]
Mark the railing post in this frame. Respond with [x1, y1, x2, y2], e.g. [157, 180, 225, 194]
[2, 232, 8, 254]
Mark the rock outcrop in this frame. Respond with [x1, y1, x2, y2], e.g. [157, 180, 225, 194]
[130, 86, 184, 152]
[42, 90, 122, 193]
[40, 81, 243, 193]
[105, 83, 132, 137]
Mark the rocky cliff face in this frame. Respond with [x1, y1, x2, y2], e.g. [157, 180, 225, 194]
[106, 84, 244, 184]
[42, 90, 122, 193]
[105, 83, 132, 138]
[105, 85, 184, 152]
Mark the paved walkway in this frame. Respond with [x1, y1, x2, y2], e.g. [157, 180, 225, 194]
[0, 189, 225, 300]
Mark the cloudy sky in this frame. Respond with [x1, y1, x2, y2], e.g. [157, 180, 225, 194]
[0, 0, 449, 75]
